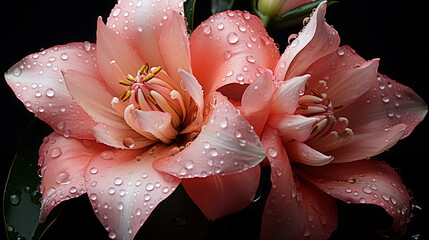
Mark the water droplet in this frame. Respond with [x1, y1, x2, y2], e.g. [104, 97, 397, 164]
[60, 53, 69, 60]
[381, 95, 390, 103]
[83, 41, 91, 51]
[112, 7, 121, 17]
[56, 172, 71, 185]
[162, 187, 169, 193]
[220, 117, 228, 128]
[69, 187, 77, 194]
[145, 183, 154, 191]
[9, 194, 21, 206]
[108, 187, 115, 195]
[50, 147, 62, 158]
[90, 193, 97, 200]
[185, 160, 194, 169]
[337, 48, 345, 56]
[12, 67, 22, 77]
[224, 51, 231, 59]
[266, 147, 278, 158]
[217, 23, 224, 30]
[117, 202, 124, 210]
[123, 138, 135, 148]
[144, 193, 151, 201]
[90, 168, 98, 174]
[45, 88, 55, 97]
[209, 148, 218, 157]
[303, 17, 311, 26]
[114, 177, 123, 186]
[108, 230, 116, 239]
[203, 25, 211, 34]
[288, 34, 298, 45]
[362, 186, 373, 194]
[226, 70, 234, 77]
[246, 55, 255, 63]
[234, 130, 242, 138]
[200, 171, 208, 177]
[227, 32, 239, 44]
[100, 151, 115, 160]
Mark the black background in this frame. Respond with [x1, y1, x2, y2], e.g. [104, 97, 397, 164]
[1, 0, 428, 239]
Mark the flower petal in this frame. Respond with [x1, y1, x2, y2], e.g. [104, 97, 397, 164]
[106, 0, 184, 69]
[63, 69, 126, 129]
[274, 1, 340, 81]
[270, 75, 310, 115]
[329, 74, 427, 162]
[268, 114, 320, 142]
[85, 144, 180, 240]
[153, 92, 266, 178]
[295, 159, 412, 234]
[96, 18, 144, 93]
[285, 141, 334, 166]
[38, 132, 109, 222]
[190, 10, 280, 95]
[241, 70, 275, 135]
[178, 70, 204, 134]
[260, 127, 338, 240]
[158, 11, 191, 87]
[182, 166, 260, 221]
[4, 43, 99, 139]
[92, 123, 156, 149]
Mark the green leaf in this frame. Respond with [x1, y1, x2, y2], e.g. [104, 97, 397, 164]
[276, 0, 339, 22]
[3, 118, 58, 240]
[184, 0, 197, 31]
[211, 0, 235, 15]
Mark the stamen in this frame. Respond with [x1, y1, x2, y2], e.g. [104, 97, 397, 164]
[119, 90, 127, 99]
[311, 88, 322, 98]
[121, 91, 132, 102]
[147, 94, 158, 106]
[138, 63, 149, 75]
[142, 66, 163, 82]
[137, 89, 152, 111]
[324, 98, 331, 106]
[150, 90, 182, 128]
[305, 81, 309, 89]
[126, 74, 136, 82]
[299, 104, 308, 110]
[333, 104, 343, 110]
[119, 80, 133, 86]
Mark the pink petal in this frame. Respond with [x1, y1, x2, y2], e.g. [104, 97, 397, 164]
[92, 123, 156, 149]
[296, 159, 412, 234]
[190, 10, 280, 95]
[329, 74, 427, 162]
[85, 144, 180, 240]
[182, 165, 260, 221]
[38, 132, 110, 222]
[268, 114, 319, 142]
[63, 69, 127, 129]
[274, 1, 340, 81]
[96, 18, 144, 94]
[260, 127, 338, 240]
[285, 141, 334, 166]
[153, 92, 265, 178]
[327, 59, 379, 108]
[241, 70, 275, 135]
[178, 70, 204, 134]
[158, 11, 191, 87]
[106, 0, 184, 69]
[327, 123, 408, 163]
[270, 75, 310, 115]
[4, 43, 99, 139]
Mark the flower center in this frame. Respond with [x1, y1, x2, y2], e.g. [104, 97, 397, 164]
[296, 80, 354, 153]
[116, 63, 187, 130]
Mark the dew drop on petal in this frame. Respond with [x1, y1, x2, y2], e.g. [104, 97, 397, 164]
[60, 53, 69, 60]
[145, 183, 154, 191]
[114, 177, 123, 186]
[220, 117, 228, 128]
[51, 147, 62, 158]
[45, 88, 55, 97]
[266, 147, 278, 158]
[227, 32, 239, 44]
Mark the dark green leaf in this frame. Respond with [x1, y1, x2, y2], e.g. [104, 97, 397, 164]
[184, 0, 197, 31]
[211, 0, 235, 14]
[276, 0, 339, 22]
[3, 118, 57, 240]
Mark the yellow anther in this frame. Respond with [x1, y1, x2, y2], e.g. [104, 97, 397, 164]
[305, 81, 309, 89]
[152, 66, 162, 75]
[142, 73, 155, 82]
[138, 63, 149, 75]
[119, 90, 127, 99]
[311, 124, 319, 134]
[126, 74, 136, 82]
[121, 91, 132, 102]
[324, 97, 331, 106]
[333, 104, 343, 110]
[299, 104, 308, 110]
[119, 80, 132, 86]
[147, 94, 158, 106]
[311, 88, 321, 98]
[136, 106, 141, 110]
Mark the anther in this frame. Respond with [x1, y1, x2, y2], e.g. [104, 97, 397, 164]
[324, 98, 331, 106]
[333, 104, 343, 110]
[119, 80, 132, 86]
[311, 88, 321, 98]
[299, 104, 308, 110]
[142, 66, 163, 82]
[121, 91, 132, 102]
[126, 74, 136, 82]
[138, 63, 149, 75]
[147, 94, 163, 111]
[119, 90, 127, 99]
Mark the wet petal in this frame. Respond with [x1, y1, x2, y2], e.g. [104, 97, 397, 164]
[182, 166, 260, 221]
[85, 144, 180, 240]
[153, 92, 265, 178]
[274, 1, 340, 81]
[63, 69, 126, 129]
[38, 132, 109, 222]
[296, 159, 412, 234]
[4, 43, 99, 139]
[241, 70, 275, 135]
[260, 127, 338, 240]
[106, 0, 185, 69]
[92, 123, 156, 149]
[268, 114, 320, 142]
[271, 75, 310, 115]
[96, 18, 144, 94]
[285, 141, 334, 166]
[190, 10, 280, 95]
[178, 70, 204, 134]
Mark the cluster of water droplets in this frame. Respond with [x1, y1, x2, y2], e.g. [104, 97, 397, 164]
[6, 42, 97, 138]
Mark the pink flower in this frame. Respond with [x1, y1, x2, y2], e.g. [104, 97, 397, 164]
[4, 1, 282, 239]
[188, 1, 426, 238]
